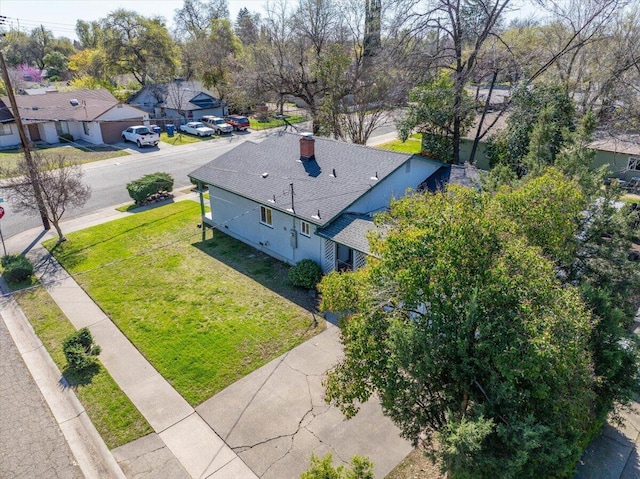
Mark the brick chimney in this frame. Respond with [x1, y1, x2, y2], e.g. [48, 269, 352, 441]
[299, 133, 315, 160]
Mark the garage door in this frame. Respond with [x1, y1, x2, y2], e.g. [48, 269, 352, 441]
[101, 121, 140, 144]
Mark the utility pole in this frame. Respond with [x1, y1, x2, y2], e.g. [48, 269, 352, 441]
[0, 50, 50, 230]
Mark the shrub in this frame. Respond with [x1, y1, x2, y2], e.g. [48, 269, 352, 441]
[288, 259, 323, 289]
[1, 254, 34, 283]
[58, 133, 74, 143]
[63, 327, 101, 371]
[126, 172, 174, 205]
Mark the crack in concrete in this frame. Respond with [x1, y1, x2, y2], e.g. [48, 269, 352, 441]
[231, 361, 319, 477]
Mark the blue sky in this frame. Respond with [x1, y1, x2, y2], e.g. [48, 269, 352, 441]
[0, 0, 268, 40]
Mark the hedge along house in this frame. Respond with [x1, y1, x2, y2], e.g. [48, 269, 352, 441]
[0, 89, 148, 147]
[189, 131, 472, 273]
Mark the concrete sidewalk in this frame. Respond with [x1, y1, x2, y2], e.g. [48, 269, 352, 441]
[29, 247, 257, 479]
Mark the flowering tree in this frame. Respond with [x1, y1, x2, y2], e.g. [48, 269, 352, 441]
[15, 64, 43, 83]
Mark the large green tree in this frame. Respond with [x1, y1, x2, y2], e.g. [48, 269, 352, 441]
[319, 171, 624, 478]
[487, 83, 575, 176]
[101, 9, 179, 85]
[399, 72, 474, 163]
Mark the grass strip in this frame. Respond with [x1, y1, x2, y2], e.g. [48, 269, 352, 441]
[14, 287, 152, 449]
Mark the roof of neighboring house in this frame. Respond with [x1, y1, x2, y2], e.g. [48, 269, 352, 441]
[0, 89, 133, 123]
[589, 137, 640, 156]
[128, 81, 223, 112]
[0, 99, 14, 123]
[189, 131, 422, 227]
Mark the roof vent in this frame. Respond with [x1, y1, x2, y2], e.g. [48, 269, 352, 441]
[299, 133, 315, 161]
[261, 172, 269, 178]
[70, 99, 79, 106]
[331, 168, 336, 177]
[370, 171, 379, 181]
[312, 210, 321, 220]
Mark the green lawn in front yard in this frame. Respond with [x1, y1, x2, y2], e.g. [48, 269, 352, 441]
[45, 201, 323, 406]
[376, 134, 422, 154]
[249, 115, 307, 130]
[159, 131, 217, 146]
[0, 144, 129, 176]
[14, 288, 152, 449]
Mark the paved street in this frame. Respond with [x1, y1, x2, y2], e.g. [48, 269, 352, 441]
[0, 318, 83, 479]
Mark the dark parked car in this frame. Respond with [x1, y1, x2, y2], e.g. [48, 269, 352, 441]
[224, 115, 250, 131]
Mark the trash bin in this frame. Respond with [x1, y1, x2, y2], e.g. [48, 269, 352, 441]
[151, 125, 161, 134]
[166, 124, 175, 137]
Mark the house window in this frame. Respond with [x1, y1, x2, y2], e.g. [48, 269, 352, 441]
[0, 124, 11, 136]
[627, 157, 640, 171]
[301, 220, 310, 237]
[55, 121, 69, 136]
[260, 206, 273, 227]
[82, 122, 89, 135]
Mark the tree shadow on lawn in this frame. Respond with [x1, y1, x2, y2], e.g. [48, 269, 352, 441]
[193, 230, 319, 315]
[59, 363, 100, 391]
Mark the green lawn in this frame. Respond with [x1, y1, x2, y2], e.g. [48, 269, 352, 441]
[377, 134, 423, 154]
[45, 201, 323, 406]
[159, 131, 217, 146]
[249, 115, 308, 130]
[14, 288, 152, 449]
[0, 144, 129, 176]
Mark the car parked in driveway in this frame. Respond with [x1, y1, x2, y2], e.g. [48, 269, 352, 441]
[201, 116, 233, 134]
[224, 115, 250, 131]
[121, 126, 159, 147]
[179, 121, 215, 137]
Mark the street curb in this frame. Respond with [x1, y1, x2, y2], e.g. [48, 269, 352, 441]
[0, 297, 126, 479]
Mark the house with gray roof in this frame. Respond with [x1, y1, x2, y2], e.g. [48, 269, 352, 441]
[0, 89, 148, 147]
[189, 131, 460, 273]
[127, 80, 226, 122]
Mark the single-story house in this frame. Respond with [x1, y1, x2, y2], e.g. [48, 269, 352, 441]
[0, 89, 149, 147]
[127, 80, 226, 122]
[0, 99, 19, 148]
[189, 131, 474, 273]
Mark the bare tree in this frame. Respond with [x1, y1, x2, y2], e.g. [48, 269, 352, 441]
[1, 154, 91, 242]
[388, 0, 513, 163]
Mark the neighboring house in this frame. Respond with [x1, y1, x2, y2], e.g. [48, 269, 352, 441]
[0, 99, 19, 148]
[127, 80, 226, 122]
[0, 89, 149, 147]
[458, 112, 640, 180]
[189, 131, 471, 273]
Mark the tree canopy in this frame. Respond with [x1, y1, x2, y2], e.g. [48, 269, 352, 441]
[319, 169, 639, 478]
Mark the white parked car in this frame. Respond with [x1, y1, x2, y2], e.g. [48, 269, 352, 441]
[201, 116, 233, 134]
[179, 121, 215, 137]
[121, 126, 159, 147]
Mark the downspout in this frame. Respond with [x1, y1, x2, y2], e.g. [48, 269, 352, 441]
[196, 179, 207, 241]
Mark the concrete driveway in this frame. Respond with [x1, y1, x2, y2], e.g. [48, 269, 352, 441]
[196, 323, 412, 479]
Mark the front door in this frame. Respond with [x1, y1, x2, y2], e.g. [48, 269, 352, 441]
[27, 124, 41, 141]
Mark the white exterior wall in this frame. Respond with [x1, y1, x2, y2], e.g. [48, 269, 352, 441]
[0, 123, 20, 148]
[76, 122, 103, 144]
[349, 158, 439, 214]
[99, 104, 148, 121]
[208, 187, 324, 267]
[40, 122, 59, 143]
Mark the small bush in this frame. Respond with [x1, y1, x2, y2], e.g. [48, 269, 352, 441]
[58, 133, 74, 143]
[63, 327, 101, 372]
[288, 259, 323, 289]
[1, 254, 34, 283]
[126, 172, 174, 205]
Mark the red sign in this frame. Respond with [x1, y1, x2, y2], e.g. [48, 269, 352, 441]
[0, 206, 4, 219]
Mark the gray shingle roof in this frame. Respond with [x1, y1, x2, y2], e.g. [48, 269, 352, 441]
[316, 214, 380, 254]
[1, 89, 123, 123]
[189, 131, 415, 226]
